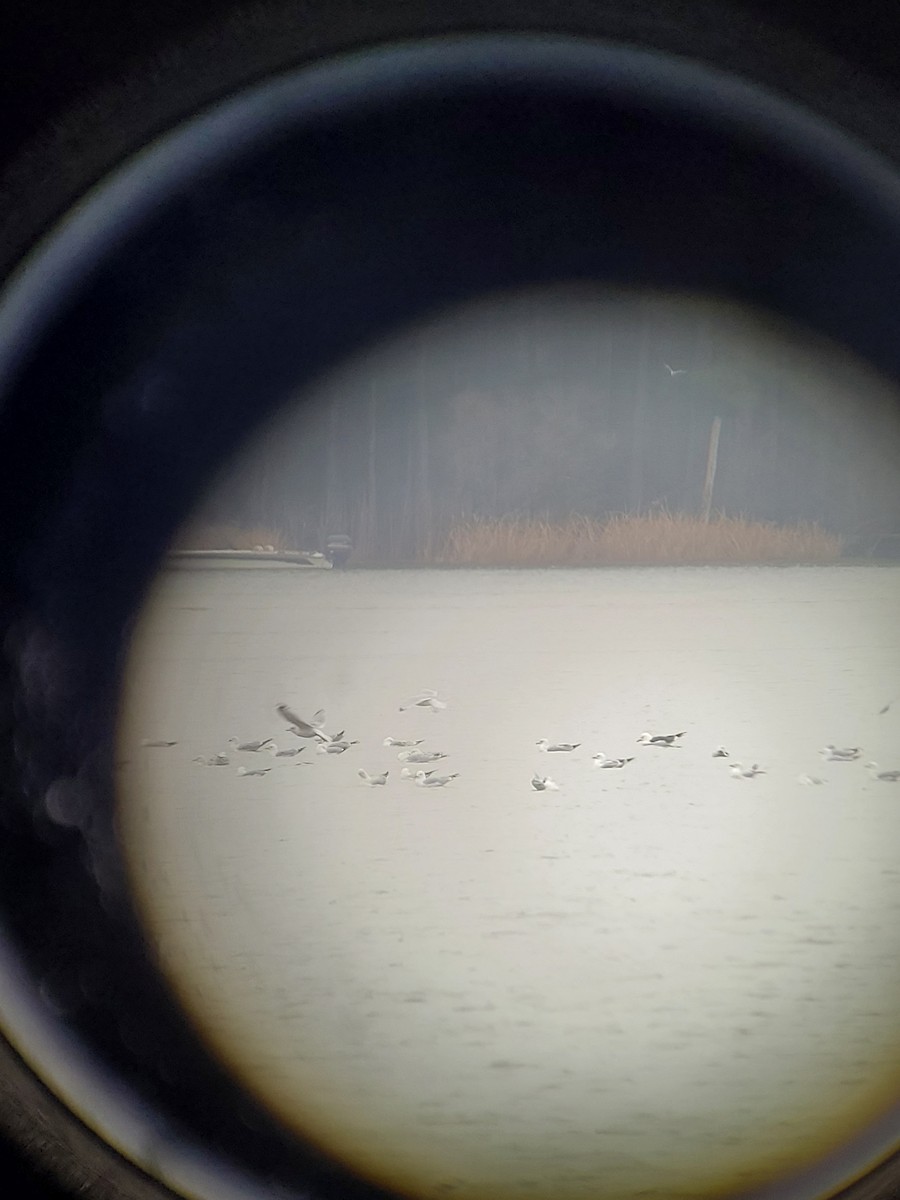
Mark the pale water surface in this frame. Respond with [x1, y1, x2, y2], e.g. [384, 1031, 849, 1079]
[118, 566, 900, 1200]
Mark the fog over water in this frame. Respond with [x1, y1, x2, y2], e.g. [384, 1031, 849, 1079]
[189, 287, 900, 562]
[118, 564, 900, 1200]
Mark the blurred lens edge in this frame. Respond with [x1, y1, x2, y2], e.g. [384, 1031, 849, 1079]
[3, 3, 900, 1200]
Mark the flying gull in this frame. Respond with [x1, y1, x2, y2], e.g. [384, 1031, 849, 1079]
[358, 769, 389, 786]
[637, 731, 685, 747]
[712, 746, 729, 758]
[536, 739, 580, 753]
[664, 363, 687, 375]
[276, 704, 331, 742]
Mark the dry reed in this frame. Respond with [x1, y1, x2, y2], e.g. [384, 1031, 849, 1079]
[172, 522, 293, 552]
[436, 512, 843, 566]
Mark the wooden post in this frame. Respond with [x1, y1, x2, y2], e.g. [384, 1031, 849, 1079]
[701, 416, 722, 523]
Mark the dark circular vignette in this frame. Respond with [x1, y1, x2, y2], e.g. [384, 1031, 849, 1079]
[2, 8, 900, 1200]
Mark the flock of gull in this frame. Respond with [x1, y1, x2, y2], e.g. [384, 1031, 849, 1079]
[531, 732, 900, 790]
[141, 692, 461, 788]
[139, 690, 900, 791]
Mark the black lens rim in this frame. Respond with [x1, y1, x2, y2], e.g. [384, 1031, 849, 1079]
[2, 29, 900, 1200]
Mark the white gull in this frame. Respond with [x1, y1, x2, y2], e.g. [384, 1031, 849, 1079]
[637, 731, 685, 747]
[536, 739, 580, 753]
[317, 740, 358, 755]
[399, 690, 447, 712]
[400, 766, 433, 780]
[729, 762, 766, 779]
[263, 743, 304, 758]
[531, 774, 559, 791]
[415, 770, 459, 788]
[276, 704, 331, 743]
[358, 769, 389, 786]
[865, 761, 900, 782]
[228, 737, 274, 753]
[820, 744, 861, 761]
[592, 753, 634, 769]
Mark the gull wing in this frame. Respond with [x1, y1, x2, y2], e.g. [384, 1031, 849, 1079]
[276, 704, 332, 742]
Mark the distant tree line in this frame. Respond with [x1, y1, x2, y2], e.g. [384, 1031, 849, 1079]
[194, 288, 900, 561]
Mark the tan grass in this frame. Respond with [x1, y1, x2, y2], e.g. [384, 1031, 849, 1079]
[172, 522, 293, 552]
[436, 512, 843, 566]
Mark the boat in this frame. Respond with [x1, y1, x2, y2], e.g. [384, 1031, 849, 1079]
[167, 549, 331, 568]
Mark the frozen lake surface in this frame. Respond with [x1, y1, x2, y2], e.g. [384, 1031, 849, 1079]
[118, 565, 900, 1200]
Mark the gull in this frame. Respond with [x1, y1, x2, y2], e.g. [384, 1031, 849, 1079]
[276, 704, 331, 742]
[664, 363, 687, 375]
[637, 731, 685, 747]
[317, 740, 358, 755]
[730, 762, 766, 778]
[401, 766, 434, 780]
[237, 766, 271, 777]
[592, 753, 634, 769]
[140, 739, 178, 747]
[228, 737, 274, 753]
[193, 754, 230, 766]
[798, 774, 827, 785]
[400, 690, 447, 712]
[415, 770, 459, 788]
[819, 744, 861, 762]
[358, 769, 389, 786]
[263, 743, 304, 758]
[398, 749, 447, 763]
[531, 774, 560, 791]
[865, 761, 900, 782]
[383, 737, 425, 748]
[712, 746, 729, 758]
[536, 739, 580, 753]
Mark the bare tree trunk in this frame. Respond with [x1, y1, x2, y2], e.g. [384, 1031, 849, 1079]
[365, 379, 378, 560]
[323, 394, 340, 550]
[415, 393, 432, 560]
[701, 416, 722, 522]
[412, 334, 433, 560]
[628, 314, 651, 511]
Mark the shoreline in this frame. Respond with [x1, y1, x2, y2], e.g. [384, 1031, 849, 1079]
[166, 555, 900, 571]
